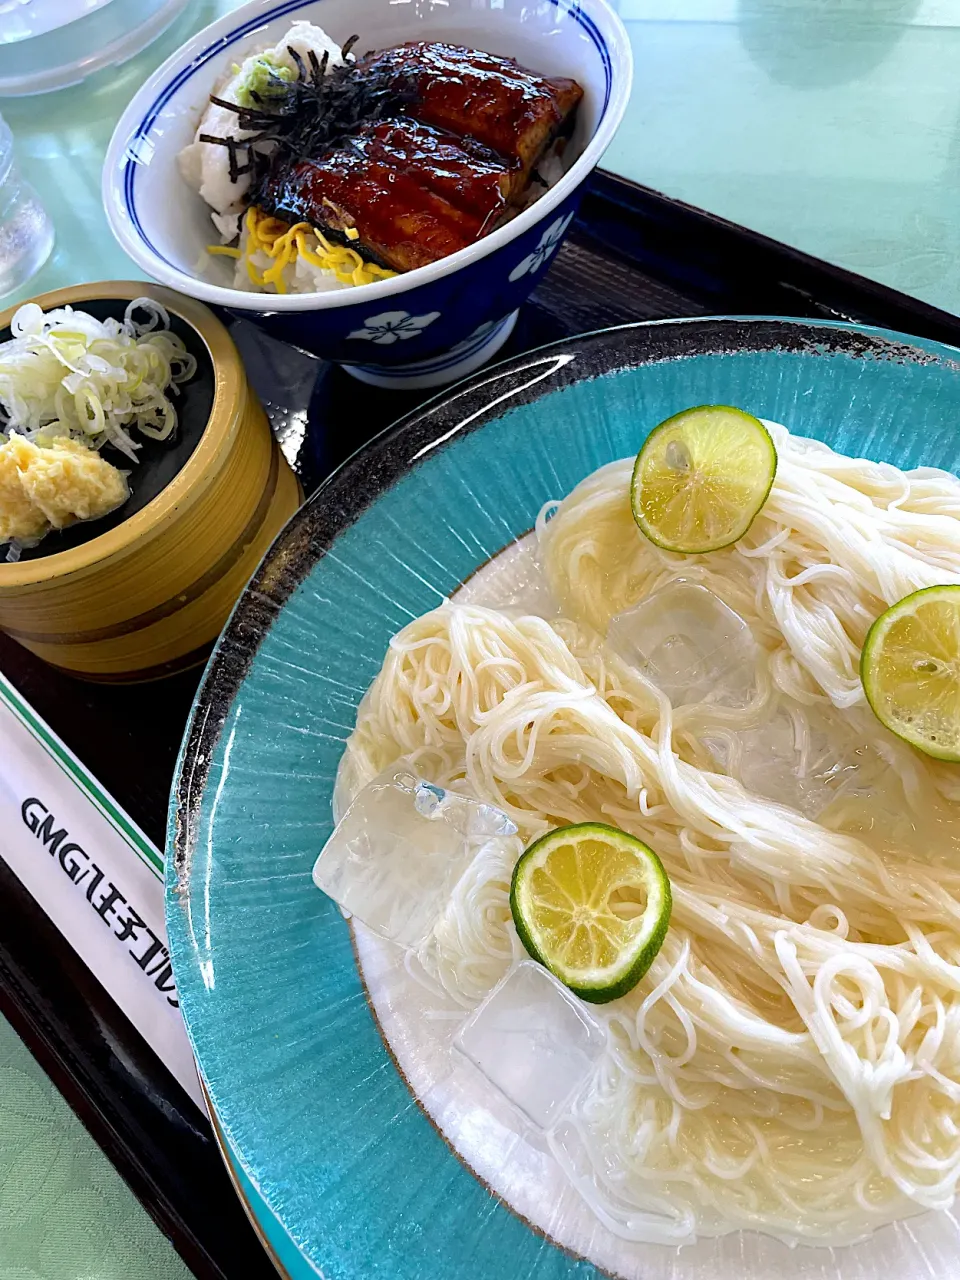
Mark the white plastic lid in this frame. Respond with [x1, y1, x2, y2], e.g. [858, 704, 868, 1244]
[0, 0, 190, 96]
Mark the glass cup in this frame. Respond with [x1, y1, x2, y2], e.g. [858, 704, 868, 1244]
[0, 113, 54, 298]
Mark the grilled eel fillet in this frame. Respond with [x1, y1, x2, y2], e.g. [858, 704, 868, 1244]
[257, 43, 583, 273]
[261, 118, 516, 273]
[359, 41, 583, 185]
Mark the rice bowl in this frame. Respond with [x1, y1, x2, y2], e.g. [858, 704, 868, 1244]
[103, 0, 632, 385]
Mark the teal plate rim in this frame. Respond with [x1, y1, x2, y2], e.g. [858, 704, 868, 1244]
[165, 316, 960, 1280]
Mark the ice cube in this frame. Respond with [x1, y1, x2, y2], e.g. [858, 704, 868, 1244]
[708, 710, 882, 819]
[741, 713, 834, 817]
[412, 779, 517, 839]
[454, 961, 605, 1130]
[453, 536, 559, 617]
[607, 582, 757, 707]
[313, 766, 517, 949]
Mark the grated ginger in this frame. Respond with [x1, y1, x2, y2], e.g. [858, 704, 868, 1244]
[0, 434, 129, 546]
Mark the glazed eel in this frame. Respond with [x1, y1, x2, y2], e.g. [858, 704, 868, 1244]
[257, 42, 583, 272]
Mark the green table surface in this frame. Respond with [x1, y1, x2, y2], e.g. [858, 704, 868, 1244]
[0, 1011, 191, 1279]
[1, 2, 956, 1277]
[606, 0, 960, 317]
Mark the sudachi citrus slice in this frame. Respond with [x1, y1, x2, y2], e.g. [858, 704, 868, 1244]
[861, 584, 960, 762]
[510, 822, 672, 1004]
[630, 405, 777, 554]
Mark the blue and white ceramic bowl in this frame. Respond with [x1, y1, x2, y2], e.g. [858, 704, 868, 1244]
[103, 0, 631, 388]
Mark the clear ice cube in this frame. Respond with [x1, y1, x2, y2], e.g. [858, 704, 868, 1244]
[313, 766, 517, 949]
[454, 961, 605, 1130]
[453, 536, 559, 617]
[707, 710, 883, 819]
[607, 582, 757, 707]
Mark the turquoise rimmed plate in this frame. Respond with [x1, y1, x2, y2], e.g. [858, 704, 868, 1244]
[167, 318, 960, 1280]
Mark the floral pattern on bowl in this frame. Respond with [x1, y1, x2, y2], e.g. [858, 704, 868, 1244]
[347, 310, 442, 344]
[508, 213, 576, 282]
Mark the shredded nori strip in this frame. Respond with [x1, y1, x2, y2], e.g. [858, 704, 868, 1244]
[200, 36, 419, 218]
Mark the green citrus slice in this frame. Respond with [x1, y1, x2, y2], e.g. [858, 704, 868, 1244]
[861, 584, 960, 762]
[630, 405, 777, 553]
[509, 822, 672, 1004]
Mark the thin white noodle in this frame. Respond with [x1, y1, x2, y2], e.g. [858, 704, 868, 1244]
[339, 426, 960, 1245]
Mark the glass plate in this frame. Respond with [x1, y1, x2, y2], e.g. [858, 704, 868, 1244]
[0, 0, 188, 96]
[167, 317, 960, 1280]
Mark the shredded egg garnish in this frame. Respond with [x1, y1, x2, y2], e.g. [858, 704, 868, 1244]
[207, 206, 396, 292]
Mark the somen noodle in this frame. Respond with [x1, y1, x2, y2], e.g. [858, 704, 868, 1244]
[336, 422, 960, 1245]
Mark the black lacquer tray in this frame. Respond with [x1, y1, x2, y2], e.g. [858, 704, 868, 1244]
[2, 171, 960, 1280]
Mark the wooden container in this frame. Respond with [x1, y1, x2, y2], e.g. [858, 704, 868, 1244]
[0, 282, 301, 681]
